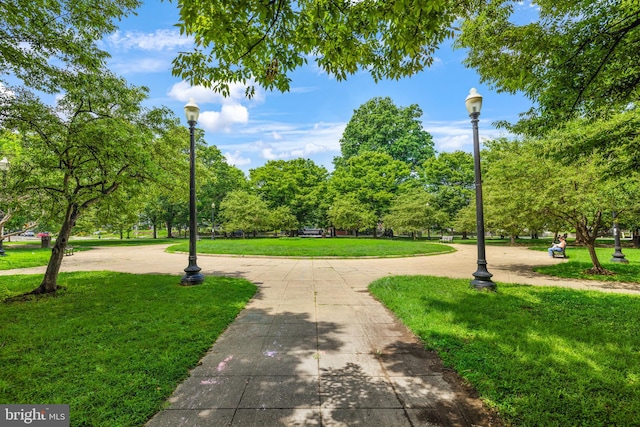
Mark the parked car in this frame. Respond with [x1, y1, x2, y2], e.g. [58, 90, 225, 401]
[37, 232, 50, 237]
[22, 231, 35, 237]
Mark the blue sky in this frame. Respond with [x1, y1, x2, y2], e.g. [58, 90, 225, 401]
[98, 1, 535, 175]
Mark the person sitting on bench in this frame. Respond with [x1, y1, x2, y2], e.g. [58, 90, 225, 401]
[548, 236, 567, 257]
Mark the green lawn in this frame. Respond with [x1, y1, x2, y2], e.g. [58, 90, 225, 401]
[369, 276, 640, 426]
[533, 246, 640, 282]
[0, 238, 180, 271]
[0, 247, 53, 270]
[0, 272, 256, 427]
[168, 237, 454, 257]
[67, 237, 178, 247]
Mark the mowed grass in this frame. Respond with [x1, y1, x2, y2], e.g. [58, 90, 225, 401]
[0, 247, 53, 270]
[0, 238, 176, 271]
[168, 237, 454, 257]
[0, 272, 256, 427]
[369, 276, 640, 426]
[533, 246, 640, 282]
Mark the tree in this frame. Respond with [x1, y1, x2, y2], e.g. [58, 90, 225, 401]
[327, 196, 377, 236]
[328, 152, 412, 236]
[91, 187, 147, 239]
[249, 158, 328, 227]
[456, 1, 640, 133]
[219, 190, 270, 237]
[383, 189, 440, 239]
[482, 139, 551, 244]
[197, 144, 247, 227]
[0, 130, 40, 249]
[1, 73, 181, 294]
[541, 108, 640, 177]
[482, 137, 640, 274]
[453, 203, 477, 239]
[268, 206, 298, 236]
[1, 0, 140, 92]
[172, 0, 469, 96]
[421, 151, 474, 227]
[338, 97, 435, 170]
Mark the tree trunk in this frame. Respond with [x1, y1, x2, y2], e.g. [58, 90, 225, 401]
[510, 234, 516, 245]
[166, 220, 173, 238]
[35, 205, 78, 294]
[585, 243, 608, 274]
[576, 214, 611, 275]
[153, 222, 157, 239]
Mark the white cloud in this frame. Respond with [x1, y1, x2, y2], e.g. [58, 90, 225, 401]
[224, 150, 252, 167]
[199, 104, 249, 133]
[167, 81, 265, 104]
[106, 29, 193, 51]
[110, 58, 169, 74]
[218, 121, 344, 162]
[423, 119, 511, 153]
[167, 81, 226, 104]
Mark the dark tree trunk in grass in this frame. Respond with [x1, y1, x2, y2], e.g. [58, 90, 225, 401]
[575, 212, 612, 275]
[36, 205, 80, 294]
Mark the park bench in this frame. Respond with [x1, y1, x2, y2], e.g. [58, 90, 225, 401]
[440, 235, 454, 243]
[64, 246, 74, 256]
[552, 247, 567, 258]
[298, 228, 323, 237]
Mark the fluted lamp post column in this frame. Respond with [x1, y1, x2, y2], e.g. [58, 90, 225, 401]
[180, 99, 205, 286]
[0, 157, 8, 257]
[466, 88, 496, 291]
[610, 212, 628, 263]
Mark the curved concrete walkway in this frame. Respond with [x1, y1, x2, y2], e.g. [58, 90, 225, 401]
[4, 244, 638, 426]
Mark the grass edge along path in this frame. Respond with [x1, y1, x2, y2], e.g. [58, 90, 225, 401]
[533, 246, 640, 283]
[369, 275, 640, 427]
[168, 237, 454, 258]
[0, 272, 257, 427]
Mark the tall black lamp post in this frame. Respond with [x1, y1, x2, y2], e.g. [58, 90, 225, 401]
[610, 212, 628, 263]
[181, 99, 205, 286]
[466, 88, 496, 291]
[0, 157, 9, 257]
[211, 202, 216, 240]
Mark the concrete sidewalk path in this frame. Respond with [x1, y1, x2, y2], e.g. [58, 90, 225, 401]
[4, 243, 639, 426]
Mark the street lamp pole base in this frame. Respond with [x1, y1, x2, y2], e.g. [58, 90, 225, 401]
[471, 267, 496, 291]
[610, 253, 629, 264]
[180, 265, 205, 286]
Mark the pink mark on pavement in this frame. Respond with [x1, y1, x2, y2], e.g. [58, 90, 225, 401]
[200, 379, 220, 385]
[217, 355, 233, 372]
[263, 350, 277, 358]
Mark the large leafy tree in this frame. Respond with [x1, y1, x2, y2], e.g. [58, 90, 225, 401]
[1, 73, 181, 294]
[483, 137, 640, 274]
[338, 97, 435, 170]
[1, 0, 140, 92]
[329, 152, 411, 236]
[327, 195, 377, 236]
[421, 151, 474, 226]
[219, 190, 270, 237]
[172, 0, 469, 96]
[483, 139, 557, 244]
[249, 158, 328, 227]
[383, 188, 442, 239]
[541, 107, 640, 177]
[0, 130, 39, 248]
[198, 145, 247, 224]
[456, 1, 640, 133]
